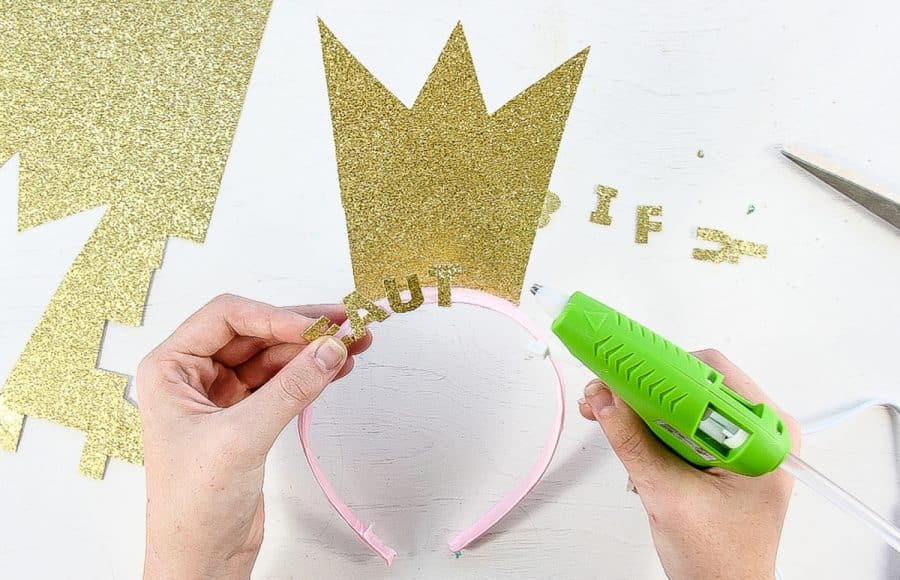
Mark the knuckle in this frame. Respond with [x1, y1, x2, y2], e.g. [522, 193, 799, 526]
[695, 348, 727, 366]
[277, 370, 315, 407]
[260, 345, 279, 367]
[613, 427, 646, 463]
[208, 293, 242, 312]
[136, 351, 156, 382]
[155, 354, 193, 386]
[212, 292, 239, 305]
[261, 309, 276, 337]
[135, 351, 162, 401]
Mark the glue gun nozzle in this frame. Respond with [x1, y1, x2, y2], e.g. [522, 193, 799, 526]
[529, 283, 570, 319]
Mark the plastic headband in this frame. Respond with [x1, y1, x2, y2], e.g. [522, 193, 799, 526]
[297, 286, 566, 565]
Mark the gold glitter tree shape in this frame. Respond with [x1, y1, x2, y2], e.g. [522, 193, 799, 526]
[0, 1, 270, 478]
[320, 21, 588, 303]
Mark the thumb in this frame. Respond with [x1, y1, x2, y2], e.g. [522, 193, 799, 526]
[235, 336, 348, 448]
[584, 380, 690, 489]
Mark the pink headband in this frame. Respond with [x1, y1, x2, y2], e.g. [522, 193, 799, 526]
[297, 287, 566, 565]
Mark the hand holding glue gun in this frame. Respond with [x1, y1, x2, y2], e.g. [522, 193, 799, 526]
[533, 284, 900, 578]
[580, 350, 799, 580]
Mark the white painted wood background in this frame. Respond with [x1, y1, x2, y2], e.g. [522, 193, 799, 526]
[1, 0, 898, 578]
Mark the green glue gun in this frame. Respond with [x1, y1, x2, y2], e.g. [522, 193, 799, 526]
[531, 284, 791, 476]
[531, 284, 900, 552]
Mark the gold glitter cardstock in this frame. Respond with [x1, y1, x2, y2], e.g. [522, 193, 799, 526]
[590, 185, 618, 226]
[692, 227, 768, 264]
[320, 20, 588, 304]
[0, 1, 271, 477]
[635, 205, 663, 244]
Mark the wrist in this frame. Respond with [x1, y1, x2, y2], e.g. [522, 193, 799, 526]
[144, 531, 259, 580]
[666, 563, 776, 580]
[144, 545, 257, 580]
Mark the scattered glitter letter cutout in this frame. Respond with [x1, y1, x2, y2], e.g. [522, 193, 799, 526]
[538, 191, 561, 228]
[635, 205, 663, 244]
[319, 20, 588, 303]
[590, 185, 618, 226]
[692, 228, 768, 264]
[0, 1, 271, 477]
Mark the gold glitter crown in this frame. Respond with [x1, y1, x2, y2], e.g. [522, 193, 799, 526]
[320, 20, 588, 303]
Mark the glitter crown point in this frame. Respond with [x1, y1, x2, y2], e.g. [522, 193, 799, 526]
[319, 20, 588, 303]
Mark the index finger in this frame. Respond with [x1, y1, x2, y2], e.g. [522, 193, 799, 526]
[284, 304, 349, 324]
[163, 294, 317, 357]
[692, 348, 801, 450]
[283, 304, 373, 354]
[692, 348, 772, 405]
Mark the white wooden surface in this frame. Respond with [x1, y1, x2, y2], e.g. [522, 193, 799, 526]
[1, 0, 899, 578]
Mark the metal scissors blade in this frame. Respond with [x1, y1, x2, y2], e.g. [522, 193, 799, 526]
[781, 148, 900, 231]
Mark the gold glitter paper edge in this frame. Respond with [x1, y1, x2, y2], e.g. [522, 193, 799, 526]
[0, 1, 272, 477]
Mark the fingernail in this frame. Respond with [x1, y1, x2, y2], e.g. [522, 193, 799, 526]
[314, 337, 346, 371]
[584, 380, 604, 397]
[584, 380, 614, 413]
[577, 398, 586, 406]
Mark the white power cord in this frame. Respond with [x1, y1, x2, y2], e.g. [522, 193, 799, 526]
[801, 398, 900, 435]
[775, 398, 900, 579]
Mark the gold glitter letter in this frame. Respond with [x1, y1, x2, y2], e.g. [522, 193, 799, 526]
[692, 228, 768, 264]
[635, 205, 663, 244]
[429, 264, 462, 307]
[590, 185, 618, 226]
[0, 1, 271, 477]
[342, 292, 390, 340]
[302, 316, 340, 342]
[384, 275, 425, 313]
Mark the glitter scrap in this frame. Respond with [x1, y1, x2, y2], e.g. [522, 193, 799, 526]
[589, 185, 618, 226]
[538, 191, 561, 228]
[0, 0, 271, 477]
[320, 20, 588, 303]
[692, 227, 768, 264]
